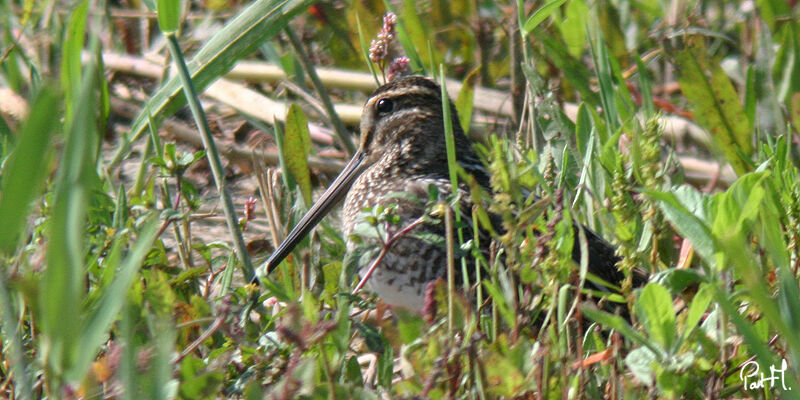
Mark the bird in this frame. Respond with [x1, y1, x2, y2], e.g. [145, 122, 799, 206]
[254, 75, 640, 311]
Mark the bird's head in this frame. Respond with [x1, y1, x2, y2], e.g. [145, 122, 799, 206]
[357, 76, 468, 172]
[256, 76, 472, 278]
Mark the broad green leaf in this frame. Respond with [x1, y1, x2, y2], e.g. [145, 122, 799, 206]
[582, 307, 662, 357]
[521, 0, 567, 35]
[560, 0, 588, 57]
[655, 362, 692, 399]
[283, 104, 312, 206]
[0, 87, 60, 254]
[107, 0, 313, 173]
[301, 289, 320, 323]
[625, 347, 656, 386]
[679, 283, 712, 347]
[636, 283, 676, 351]
[345, 357, 364, 387]
[651, 268, 706, 294]
[646, 187, 714, 264]
[455, 68, 478, 134]
[666, 37, 753, 176]
[395, 309, 423, 343]
[179, 356, 224, 398]
[711, 171, 769, 242]
[484, 350, 526, 396]
[321, 261, 342, 298]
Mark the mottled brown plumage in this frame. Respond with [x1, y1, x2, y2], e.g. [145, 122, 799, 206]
[341, 77, 486, 309]
[257, 76, 637, 310]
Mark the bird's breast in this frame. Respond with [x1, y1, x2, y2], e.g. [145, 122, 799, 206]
[341, 169, 460, 310]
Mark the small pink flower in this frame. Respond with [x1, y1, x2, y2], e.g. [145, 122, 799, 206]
[387, 57, 410, 82]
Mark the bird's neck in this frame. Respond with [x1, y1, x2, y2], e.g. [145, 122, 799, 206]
[372, 137, 450, 179]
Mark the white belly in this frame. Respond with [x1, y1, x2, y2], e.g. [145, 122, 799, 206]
[360, 264, 427, 311]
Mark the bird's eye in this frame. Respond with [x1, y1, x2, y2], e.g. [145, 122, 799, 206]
[376, 98, 393, 115]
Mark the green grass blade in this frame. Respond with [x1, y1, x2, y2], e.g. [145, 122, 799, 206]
[70, 215, 160, 382]
[588, 27, 620, 133]
[399, 0, 433, 69]
[710, 285, 780, 376]
[744, 66, 756, 132]
[150, 317, 177, 400]
[156, 0, 181, 33]
[636, 57, 655, 116]
[521, 0, 567, 35]
[677, 283, 712, 349]
[439, 67, 458, 197]
[118, 304, 137, 400]
[59, 0, 88, 124]
[164, 31, 254, 280]
[0, 86, 60, 254]
[0, 271, 33, 399]
[42, 45, 102, 386]
[272, 119, 295, 192]
[355, 12, 381, 86]
[533, 31, 601, 107]
[582, 307, 663, 357]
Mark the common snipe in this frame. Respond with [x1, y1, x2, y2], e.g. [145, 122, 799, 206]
[255, 76, 636, 310]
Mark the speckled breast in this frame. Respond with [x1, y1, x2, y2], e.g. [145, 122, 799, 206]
[342, 169, 455, 311]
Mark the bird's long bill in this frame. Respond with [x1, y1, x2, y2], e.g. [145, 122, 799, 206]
[257, 150, 367, 281]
